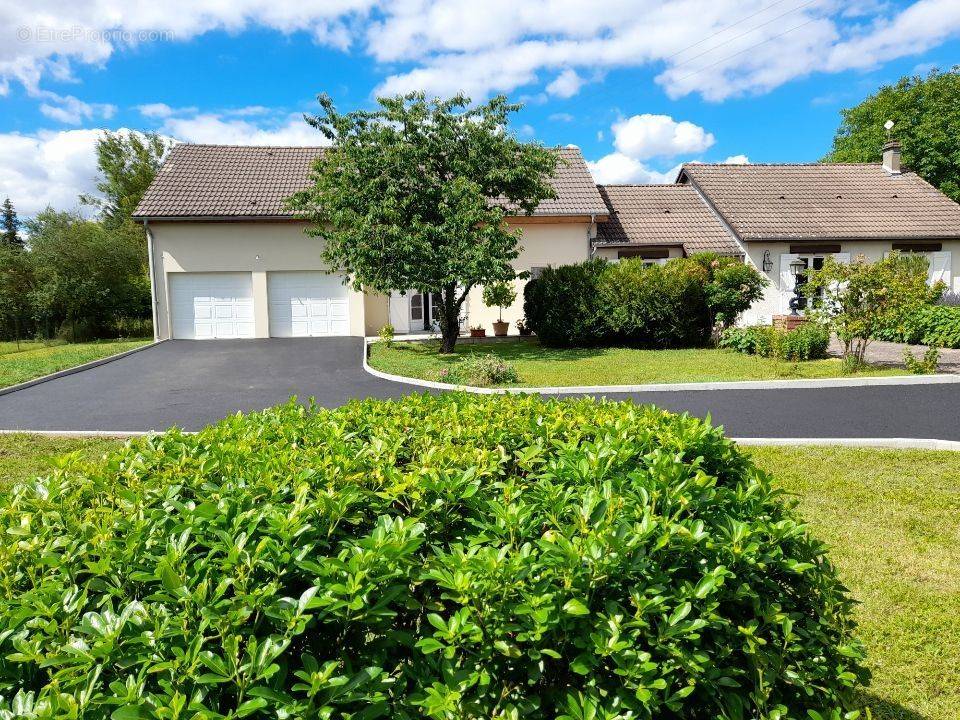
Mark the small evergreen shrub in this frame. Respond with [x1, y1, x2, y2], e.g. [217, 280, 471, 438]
[378, 322, 395, 347]
[522, 259, 608, 347]
[438, 353, 520, 386]
[601, 259, 710, 348]
[719, 323, 830, 361]
[0, 395, 868, 718]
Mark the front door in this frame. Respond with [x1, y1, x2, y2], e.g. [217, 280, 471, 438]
[410, 291, 442, 331]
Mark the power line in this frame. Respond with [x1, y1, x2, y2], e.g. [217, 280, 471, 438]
[664, 0, 798, 60]
[675, 15, 820, 83]
[669, 0, 819, 71]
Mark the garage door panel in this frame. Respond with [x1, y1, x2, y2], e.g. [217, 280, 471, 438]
[170, 273, 254, 340]
[268, 272, 350, 337]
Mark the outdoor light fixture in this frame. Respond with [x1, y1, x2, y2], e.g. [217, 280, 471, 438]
[788, 257, 807, 316]
[761, 250, 773, 272]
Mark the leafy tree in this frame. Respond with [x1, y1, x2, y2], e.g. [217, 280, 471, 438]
[1, 198, 22, 249]
[287, 93, 559, 353]
[481, 281, 516, 323]
[25, 209, 150, 340]
[81, 131, 171, 227]
[824, 67, 960, 201]
[805, 252, 941, 365]
[0, 244, 35, 346]
[690, 253, 768, 334]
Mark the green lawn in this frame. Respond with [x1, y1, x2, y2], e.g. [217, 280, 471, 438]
[369, 339, 903, 386]
[0, 338, 150, 388]
[1, 434, 955, 719]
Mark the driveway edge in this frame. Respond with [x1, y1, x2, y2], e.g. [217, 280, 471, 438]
[0, 340, 163, 399]
[361, 339, 960, 394]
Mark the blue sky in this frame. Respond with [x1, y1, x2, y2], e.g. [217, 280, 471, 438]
[2, 0, 959, 215]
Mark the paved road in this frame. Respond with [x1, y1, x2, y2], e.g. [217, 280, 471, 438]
[0, 338, 957, 439]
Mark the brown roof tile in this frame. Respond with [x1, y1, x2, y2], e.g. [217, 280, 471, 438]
[680, 162, 960, 241]
[596, 184, 742, 256]
[133, 144, 607, 219]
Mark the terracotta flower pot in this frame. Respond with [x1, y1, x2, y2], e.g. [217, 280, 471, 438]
[492, 321, 509, 337]
[470, 328, 486, 338]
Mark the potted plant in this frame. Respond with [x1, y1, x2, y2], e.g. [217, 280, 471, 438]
[469, 324, 486, 338]
[517, 318, 533, 336]
[482, 282, 517, 337]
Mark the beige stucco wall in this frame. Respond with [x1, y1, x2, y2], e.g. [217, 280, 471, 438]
[148, 221, 366, 339]
[592, 246, 685, 262]
[741, 240, 960, 325]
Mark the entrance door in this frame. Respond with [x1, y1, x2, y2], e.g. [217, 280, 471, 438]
[409, 291, 468, 332]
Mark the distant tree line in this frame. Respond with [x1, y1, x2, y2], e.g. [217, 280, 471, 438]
[0, 132, 169, 342]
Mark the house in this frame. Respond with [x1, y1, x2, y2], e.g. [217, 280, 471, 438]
[133, 145, 607, 340]
[596, 141, 960, 325]
[134, 139, 960, 340]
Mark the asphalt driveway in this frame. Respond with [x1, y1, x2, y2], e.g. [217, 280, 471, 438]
[1, 338, 959, 439]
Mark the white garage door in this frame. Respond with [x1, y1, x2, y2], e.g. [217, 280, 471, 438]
[268, 271, 350, 337]
[169, 272, 255, 340]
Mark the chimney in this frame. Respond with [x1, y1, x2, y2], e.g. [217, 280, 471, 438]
[882, 140, 901, 174]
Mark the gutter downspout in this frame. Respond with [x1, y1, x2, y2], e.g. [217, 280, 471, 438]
[588, 213, 597, 257]
[144, 220, 160, 341]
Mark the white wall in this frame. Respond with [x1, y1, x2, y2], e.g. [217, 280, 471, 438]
[148, 221, 366, 339]
[740, 240, 960, 326]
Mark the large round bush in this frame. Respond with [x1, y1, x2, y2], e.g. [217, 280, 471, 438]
[523, 259, 608, 346]
[0, 395, 867, 718]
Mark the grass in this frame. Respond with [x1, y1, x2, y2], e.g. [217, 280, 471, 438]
[0, 434, 955, 719]
[0, 338, 150, 388]
[748, 446, 960, 720]
[0, 434, 124, 493]
[369, 339, 903, 386]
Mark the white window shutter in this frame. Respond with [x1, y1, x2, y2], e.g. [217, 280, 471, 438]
[779, 253, 799, 313]
[832, 252, 851, 264]
[929, 251, 951, 288]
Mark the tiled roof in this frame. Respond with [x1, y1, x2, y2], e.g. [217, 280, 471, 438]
[595, 184, 742, 256]
[680, 163, 960, 241]
[133, 144, 607, 219]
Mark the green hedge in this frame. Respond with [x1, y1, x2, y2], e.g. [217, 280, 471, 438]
[522, 259, 608, 347]
[719, 323, 831, 361]
[0, 395, 868, 718]
[874, 305, 960, 348]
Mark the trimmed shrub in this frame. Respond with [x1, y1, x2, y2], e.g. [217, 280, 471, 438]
[720, 323, 830, 361]
[438, 353, 520, 386]
[873, 305, 960, 348]
[601, 259, 710, 348]
[0, 395, 868, 718]
[522, 259, 608, 346]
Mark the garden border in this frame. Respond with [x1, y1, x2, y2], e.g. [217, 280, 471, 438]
[0, 340, 163, 398]
[362, 338, 960, 394]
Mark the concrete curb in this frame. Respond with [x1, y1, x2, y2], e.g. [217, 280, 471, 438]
[0, 340, 163, 398]
[2, 428, 958, 450]
[362, 339, 960, 394]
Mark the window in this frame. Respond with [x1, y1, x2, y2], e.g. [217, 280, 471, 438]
[793, 256, 826, 310]
[409, 293, 423, 322]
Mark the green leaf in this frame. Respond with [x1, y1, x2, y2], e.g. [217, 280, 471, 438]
[562, 599, 590, 616]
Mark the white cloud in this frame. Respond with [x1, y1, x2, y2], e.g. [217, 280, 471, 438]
[587, 152, 680, 185]
[612, 114, 714, 160]
[0, 128, 108, 216]
[37, 92, 115, 125]
[137, 102, 177, 118]
[549, 112, 574, 122]
[158, 111, 326, 145]
[545, 68, 584, 98]
[722, 153, 749, 164]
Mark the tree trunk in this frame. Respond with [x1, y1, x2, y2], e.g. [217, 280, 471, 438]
[438, 284, 463, 354]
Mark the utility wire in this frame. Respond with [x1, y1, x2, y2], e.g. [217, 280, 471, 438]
[675, 15, 820, 83]
[669, 0, 819, 71]
[664, 0, 797, 60]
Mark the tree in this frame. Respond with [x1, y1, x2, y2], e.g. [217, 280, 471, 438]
[824, 67, 960, 201]
[287, 93, 559, 353]
[81, 131, 171, 227]
[805, 252, 941, 365]
[1, 198, 22, 249]
[482, 281, 517, 323]
[0, 244, 34, 346]
[26, 209, 150, 340]
[690, 253, 768, 335]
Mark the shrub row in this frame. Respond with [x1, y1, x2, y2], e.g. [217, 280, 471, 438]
[719, 323, 831, 361]
[872, 304, 960, 348]
[524, 255, 765, 348]
[0, 394, 867, 718]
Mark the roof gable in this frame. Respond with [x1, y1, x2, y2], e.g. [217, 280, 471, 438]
[680, 163, 960, 241]
[133, 144, 607, 220]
